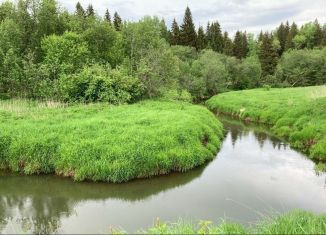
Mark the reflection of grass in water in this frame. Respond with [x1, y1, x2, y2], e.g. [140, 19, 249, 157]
[115, 211, 326, 234]
[0, 165, 206, 234]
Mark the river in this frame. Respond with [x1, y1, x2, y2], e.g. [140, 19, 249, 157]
[1, 117, 325, 234]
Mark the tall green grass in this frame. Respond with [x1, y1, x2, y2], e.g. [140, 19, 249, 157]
[206, 86, 326, 161]
[113, 211, 326, 234]
[0, 100, 223, 183]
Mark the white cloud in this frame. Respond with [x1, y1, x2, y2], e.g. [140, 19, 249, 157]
[22, 0, 326, 35]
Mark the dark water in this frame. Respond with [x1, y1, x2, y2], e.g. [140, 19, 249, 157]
[1, 118, 325, 234]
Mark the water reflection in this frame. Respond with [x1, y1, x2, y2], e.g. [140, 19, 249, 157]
[1, 117, 325, 234]
[0, 165, 205, 234]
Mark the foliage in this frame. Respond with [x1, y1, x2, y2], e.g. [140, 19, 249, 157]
[275, 48, 326, 87]
[116, 211, 326, 234]
[206, 86, 326, 161]
[41, 32, 90, 80]
[59, 64, 143, 104]
[0, 100, 223, 182]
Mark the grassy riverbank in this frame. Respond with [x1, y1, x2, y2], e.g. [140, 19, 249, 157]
[115, 211, 326, 234]
[206, 86, 326, 161]
[0, 100, 223, 183]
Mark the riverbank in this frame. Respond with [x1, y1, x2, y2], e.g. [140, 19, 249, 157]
[115, 210, 326, 234]
[0, 100, 223, 183]
[206, 86, 326, 162]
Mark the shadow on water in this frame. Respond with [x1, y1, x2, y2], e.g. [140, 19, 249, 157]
[1, 116, 325, 234]
[0, 165, 206, 234]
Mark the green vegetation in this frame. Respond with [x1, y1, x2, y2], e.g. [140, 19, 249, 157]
[0, 100, 223, 182]
[206, 86, 326, 161]
[114, 211, 326, 234]
[0, 1, 325, 103]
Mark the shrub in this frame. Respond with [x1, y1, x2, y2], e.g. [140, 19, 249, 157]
[59, 64, 143, 104]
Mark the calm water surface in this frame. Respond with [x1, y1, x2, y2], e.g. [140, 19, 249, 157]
[1, 118, 325, 234]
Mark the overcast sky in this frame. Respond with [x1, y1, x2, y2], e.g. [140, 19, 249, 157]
[58, 0, 324, 35]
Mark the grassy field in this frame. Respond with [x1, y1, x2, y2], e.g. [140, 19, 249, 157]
[114, 210, 326, 234]
[0, 100, 223, 183]
[206, 86, 326, 161]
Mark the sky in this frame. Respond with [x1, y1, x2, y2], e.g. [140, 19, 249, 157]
[50, 0, 326, 35]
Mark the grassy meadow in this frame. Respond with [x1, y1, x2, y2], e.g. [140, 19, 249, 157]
[0, 100, 223, 183]
[114, 210, 326, 234]
[206, 86, 326, 161]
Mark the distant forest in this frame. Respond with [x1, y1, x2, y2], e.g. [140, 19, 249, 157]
[0, 0, 325, 103]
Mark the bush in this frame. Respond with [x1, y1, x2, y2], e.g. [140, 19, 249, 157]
[59, 64, 143, 104]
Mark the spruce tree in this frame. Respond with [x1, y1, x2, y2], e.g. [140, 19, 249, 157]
[180, 6, 197, 48]
[285, 22, 298, 50]
[105, 9, 111, 24]
[258, 31, 264, 42]
[113, 12, 122, 31]
[241, 32, 248, 58]
[313, 19, 323, 47]
[170, 19, 180, 45]
[276, 22, 290, 54]
[259, 33, 278, 76]
[160, 19, 169, 42]
[223, 32, 233, 56]
[197, 26, 207, 50]
[207, 21, 223, 52]
[75, 2, 85, 18]
[233, 31, 243, 59]
[86, 4, 95, 17]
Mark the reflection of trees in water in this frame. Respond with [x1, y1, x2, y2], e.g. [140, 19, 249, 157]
[224, 118, 287, 151]
[0, 194, 72, 234]
[0, 166, 205, 234]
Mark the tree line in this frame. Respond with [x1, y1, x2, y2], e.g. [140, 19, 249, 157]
[0, 0, 325, 103]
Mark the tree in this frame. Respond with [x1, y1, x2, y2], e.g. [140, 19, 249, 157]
[82, 21, 122, 64]
[105, 9, 111, 24]
[75, 2, 85, 18]
[259, 33, 278, 77]
[222, 32, 233, 56]
[313, 19, 323, 47]
[113, 12, 122, 31]
[276, 22, 290, 55]
[41, 32, 90, 80]
[233, 31, 247, 59]
[275, 48, 326, 86]
[207, 22, 223, 52]
[86, 4, 95, 17]
[196, 26, 207, 50]
[285, 22, 298, 50]
[180, 6, 197, 48]
[170, 18, 180, 45]
[0, 19, 22, 54]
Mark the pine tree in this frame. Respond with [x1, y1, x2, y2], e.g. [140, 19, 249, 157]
[86, 4, 95, 17]
[113, 12, 122, 31]
[223, 32, 233, 56]
[232, 31, 248, 58]
[170, 19, 180, 45]
[105, 9, 111, 24]
[197, 26, 207, 50]
[75, 2, 85, 18]
[313, 19, 323, 47]
[180, 6, 197, 48]
[207, 21, 223, 52]
[241, 32, 248, 58]
[285, 22, 298, 50]
[259, 33, 278, 76]
[160, 19, 169, 42]
[276, 22, 290, 54]
[258, 31, 264, 42]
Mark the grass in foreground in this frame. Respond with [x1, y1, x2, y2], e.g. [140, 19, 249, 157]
[206, 86, 326, 161]
[113, 211, 326, 234]
[0, 100, 223, 183]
